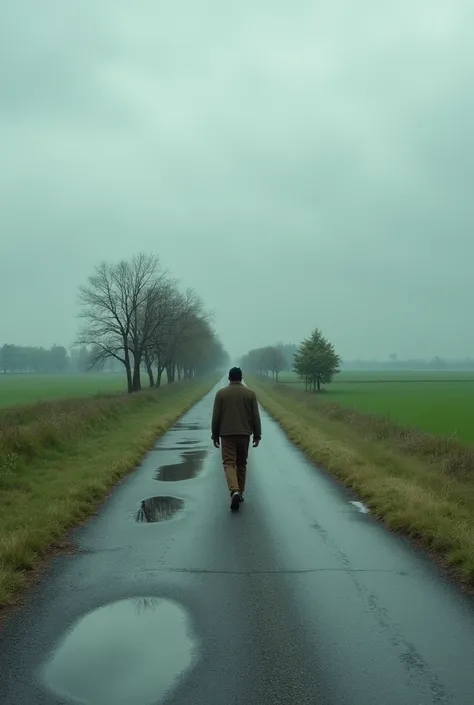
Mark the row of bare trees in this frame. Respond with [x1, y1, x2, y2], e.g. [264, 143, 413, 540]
[240, 345, 288, 381]
[77, 253, 228, 393]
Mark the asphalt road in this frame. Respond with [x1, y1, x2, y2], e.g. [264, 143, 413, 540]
[1, 382, 474, 704]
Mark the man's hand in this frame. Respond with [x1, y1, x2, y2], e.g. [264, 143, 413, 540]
[212, 437, 220, 449]
[252, 437, 260, 448]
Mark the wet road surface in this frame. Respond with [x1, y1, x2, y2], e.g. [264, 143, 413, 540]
[1, 382, 474, 704]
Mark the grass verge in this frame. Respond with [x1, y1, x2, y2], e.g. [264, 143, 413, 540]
[0, 378, 216, 609]
[250, 377, 474, 586]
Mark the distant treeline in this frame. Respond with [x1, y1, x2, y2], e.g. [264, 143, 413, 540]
[0, 344, 122, 374]
[342, 357, 474, 371]
[239, 343, 297, 380]
[240, 343, 474, 376]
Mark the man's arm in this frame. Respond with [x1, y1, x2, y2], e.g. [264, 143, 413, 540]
[250, 392, 262, 442]
[211, 391, 222, 441]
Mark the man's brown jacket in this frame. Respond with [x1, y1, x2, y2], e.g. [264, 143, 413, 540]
[211, 382, 262, 440]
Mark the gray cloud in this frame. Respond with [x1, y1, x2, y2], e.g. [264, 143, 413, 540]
[1, 0, 474, 360]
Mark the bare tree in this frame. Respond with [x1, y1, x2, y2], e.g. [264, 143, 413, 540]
[78, 260, 132, 391]
[128, 270, 176, 391]
[240, 345, 286, 380]
[78, 253, 162, 393]
[78, 253, 228, 393]
[150, 289, 207, 386]
[141, 279, 178, 387]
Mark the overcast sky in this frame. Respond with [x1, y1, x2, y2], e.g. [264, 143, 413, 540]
[1, 0, 474, 361]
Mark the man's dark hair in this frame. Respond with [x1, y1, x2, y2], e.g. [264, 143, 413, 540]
[229, 367, 243, 382]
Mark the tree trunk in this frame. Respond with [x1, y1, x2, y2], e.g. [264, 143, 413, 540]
[125, 364, 132, 393]
[146, 364, 154, 388]
[145, 350, 155, 388]
[132, 356, 142, 392]
[166, 363, 175, 384]
[177, 366, 182, 381]
[316, 375, 321, 392]
[155, 366, 164, 388]
[124, 350, 133, 393]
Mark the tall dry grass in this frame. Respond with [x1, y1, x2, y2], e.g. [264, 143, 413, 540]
[0, 392, 157, 481]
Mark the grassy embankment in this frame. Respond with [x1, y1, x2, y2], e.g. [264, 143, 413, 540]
[0, 377, 216, 608]
[251, 375, 474, 585]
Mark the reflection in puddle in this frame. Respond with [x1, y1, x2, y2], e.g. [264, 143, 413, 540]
[152, 441, 206, 452]
[42, 597, 196, 705]
[136, 496, 184, 523]
[157, 450, 208, 482]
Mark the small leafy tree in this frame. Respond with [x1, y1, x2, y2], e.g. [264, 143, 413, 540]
[293, 329, 341, 392]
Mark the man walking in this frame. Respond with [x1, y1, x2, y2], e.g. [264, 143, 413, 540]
[211, 367, 262, 511]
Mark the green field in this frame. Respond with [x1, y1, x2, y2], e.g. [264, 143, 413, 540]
[277, 370, 474, 444]
[0, 374, 127, 407]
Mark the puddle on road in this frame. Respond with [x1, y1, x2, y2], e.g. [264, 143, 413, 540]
[136, 496, 184, 523]
[150, 446, 181, 452]
[156, 450, 208, 482]
[152, 443, 206, 451]
[172, 422, 205, 432]
[42, 597, 196, 705]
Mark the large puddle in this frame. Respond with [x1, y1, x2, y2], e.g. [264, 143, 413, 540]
[136, 496, 184, 523]
[156, 450, 208, 482]
[42, 597, 196, 705]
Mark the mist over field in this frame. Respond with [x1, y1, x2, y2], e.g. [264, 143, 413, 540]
[1, 1, 474, 360]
